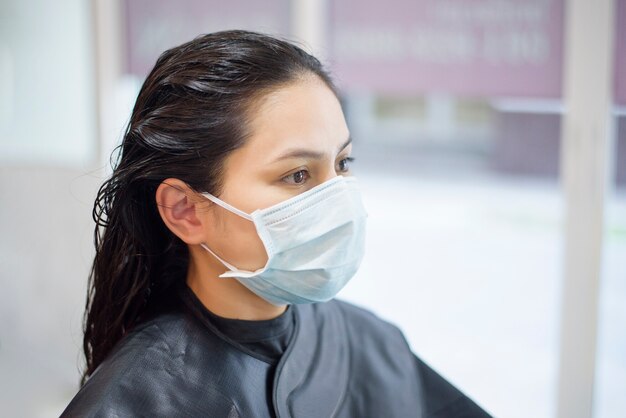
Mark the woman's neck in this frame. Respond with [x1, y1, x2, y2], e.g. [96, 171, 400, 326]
[186, 246, 287, 320]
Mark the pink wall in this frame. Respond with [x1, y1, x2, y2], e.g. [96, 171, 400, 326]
[615, 0, 626, 105]
[123, 0, 291, 77]
[328, 0, 564, 99]
[121, 0, 624, 104]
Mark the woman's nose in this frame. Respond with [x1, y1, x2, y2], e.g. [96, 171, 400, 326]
[320, 166, 342, 184]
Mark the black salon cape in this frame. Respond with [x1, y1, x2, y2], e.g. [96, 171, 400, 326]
[61, 299, 491, 417]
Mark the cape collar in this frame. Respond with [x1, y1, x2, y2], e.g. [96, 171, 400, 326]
[272, 302, 350, 418]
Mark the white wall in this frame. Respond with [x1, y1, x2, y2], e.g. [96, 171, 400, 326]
[0, 1, 100, 416]
[0, 0, 96, 165]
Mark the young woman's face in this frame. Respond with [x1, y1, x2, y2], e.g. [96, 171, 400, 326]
[201, 77, 353, 272]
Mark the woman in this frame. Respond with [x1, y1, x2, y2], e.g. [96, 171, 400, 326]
[62, 30, 491, 417]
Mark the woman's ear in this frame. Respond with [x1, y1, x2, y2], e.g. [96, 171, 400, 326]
[155, 178, 209, 244]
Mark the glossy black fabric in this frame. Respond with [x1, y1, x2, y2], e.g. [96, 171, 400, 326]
[61, 297, 492, 418]
[182, 285, 295, 364]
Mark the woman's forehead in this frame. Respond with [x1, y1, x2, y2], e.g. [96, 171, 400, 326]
[242, 80, 350, 161]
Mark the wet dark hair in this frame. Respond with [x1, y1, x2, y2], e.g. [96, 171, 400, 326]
[82, 29, 339, 384]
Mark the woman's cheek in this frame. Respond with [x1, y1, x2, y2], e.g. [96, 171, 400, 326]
[221, 215, 268, 271]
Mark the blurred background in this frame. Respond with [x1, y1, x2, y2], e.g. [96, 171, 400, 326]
[0, 0, 624, 417]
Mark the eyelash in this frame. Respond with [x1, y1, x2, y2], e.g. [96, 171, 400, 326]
[338, 157, 355, 173]
[282, 157, 355, 185]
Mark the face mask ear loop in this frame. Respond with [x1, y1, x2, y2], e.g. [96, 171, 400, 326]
[201, 192, 253, 221]
[198, 193, 254, 278]
[199, 243, 241, 277]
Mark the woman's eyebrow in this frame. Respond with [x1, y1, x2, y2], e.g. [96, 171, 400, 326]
[271, 136, 352, 162]
[338, 136, 353, 152]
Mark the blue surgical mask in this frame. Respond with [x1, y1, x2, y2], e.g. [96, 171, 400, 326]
[199, 175, 368, 306]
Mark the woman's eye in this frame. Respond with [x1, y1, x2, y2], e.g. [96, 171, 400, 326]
[283, 169, 310, 185]
[337, 157, 355, 173]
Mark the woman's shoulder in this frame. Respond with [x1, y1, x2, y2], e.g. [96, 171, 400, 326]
[60, 311, 239, 417]
[324, 299, 492, 417]
[325, 298, 407, 342]
[315, 299, 416, 383]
